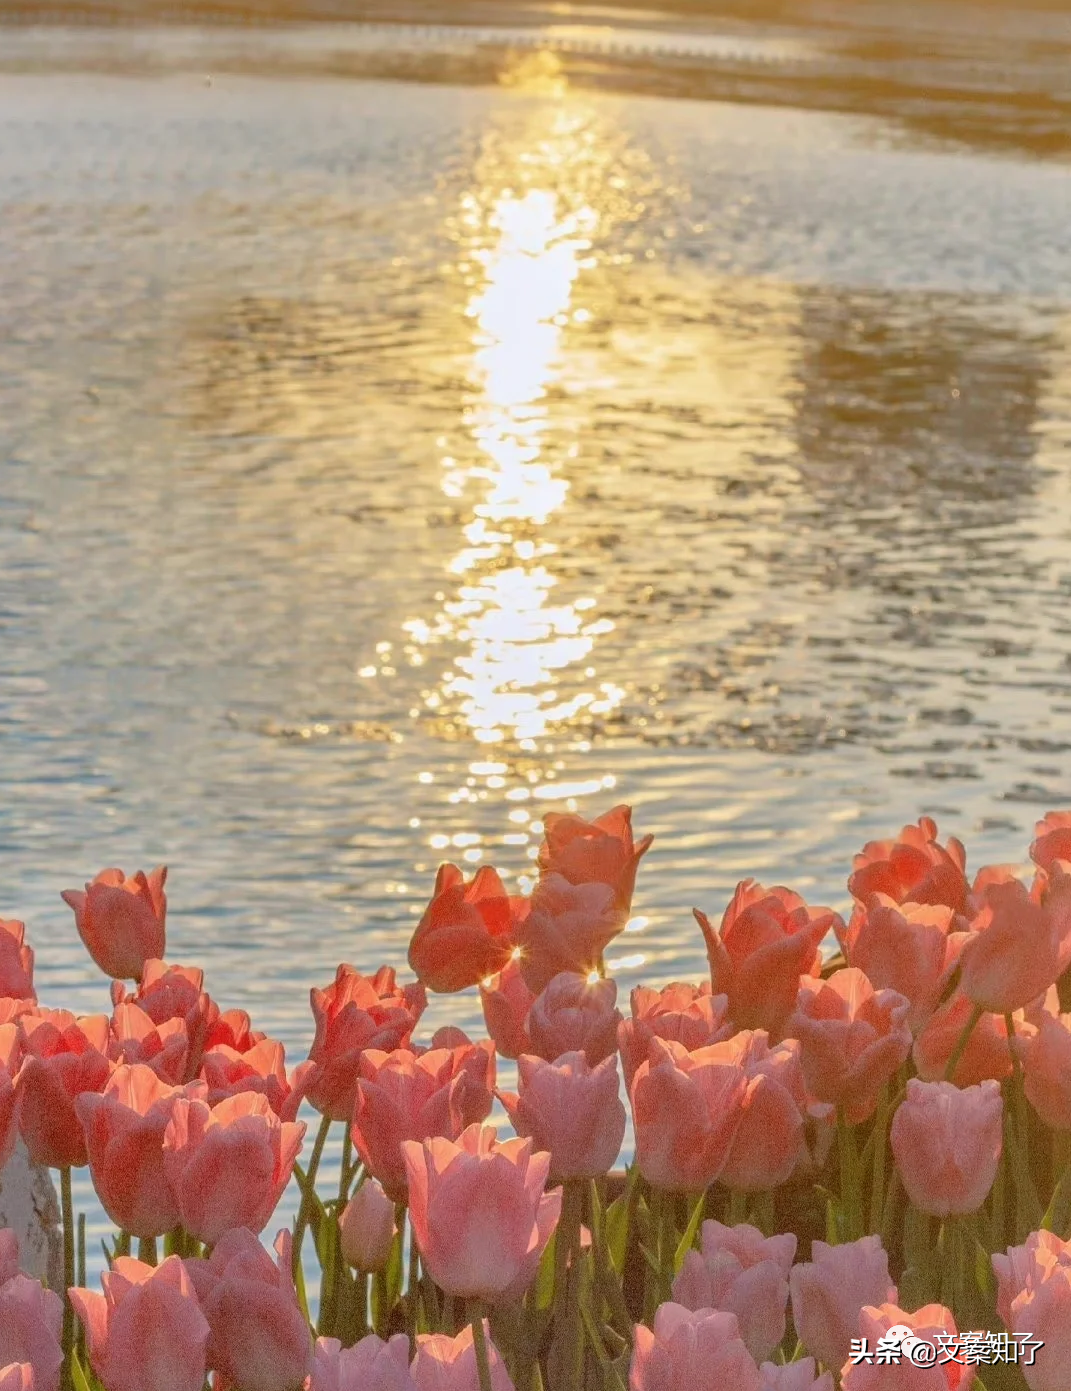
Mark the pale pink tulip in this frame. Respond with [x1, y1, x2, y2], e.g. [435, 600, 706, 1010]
[526, 972, 621, 1066]
[402, 1124, 561, 1303]
[1031, 811, 1071, 872]
[672, 1222, 795, 1364]
[0, 1232, 62, 1391]
[0, 922, 34, 1002]
[411, 1325, 515, 1391]
[111, 960, 218, 1081]
[0, 1029, 18, 1170]
[497, 1051, 626, 1181]
[848, 818, 969, 912]
[836, 896, 965, 1029]
[1019, 1009, 1071, 1129]
[200, 1038, 311, 1121]
[14, 1009, 112, 1168]
[618, 982, 733, 1090]
[537, 803, 653, 915]
[70, 1255, 208, 1391]
[0, 1367, 34, 1391]
[890, 1079, 1002, 1218]
[759, 1359, 833, 1391]
[479, 958, 534, 1060]
[840, 1303, 974, 1389]
[992, 1231, 1071, 1391]
[309, 1335, 417, 1391]
[61, 866, 167, 981]
[992, 1229, 1071, 1329]
[108, 1003, 189, 1085]
[516, 876, 623, 994]
[629, 1304, 761, 1391]
[716, 1032, 809, 1193]
[959, 869, 1071, 1014]
[789, 1236, 897, 1373]
[408, 865, 516, 995]
[339, 1179, 397, 1273]
[911, 990, 1019, 1086]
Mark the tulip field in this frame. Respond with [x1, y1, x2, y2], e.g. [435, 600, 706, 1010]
[3, 807, 1071, 1391]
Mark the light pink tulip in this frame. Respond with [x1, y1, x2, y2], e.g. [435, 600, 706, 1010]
[840, 1303, 974, 1389]
[339, 1179, 397, 1273]
[186, 1228, 312, 1391]
[629, 1304, 761, 1391]
[672, 1221, 795, 1364]
[111, 960, 219, 1081]
[0, 1232, 62, 1391]
[890, 1079, 1002, 1218]
[789, 1236, 897, 1373]
[163, 1091, 305, 1245]
[1019, 1009, 1071, 1129]
[516, 876, 623, 994]
[848, 818, 969, 912]
[0, 1367, 34, 1391]
[992, 1231, 1071, 1391]
[759, 1359, 833, 1391]
[402, 1124, 561, 1303]
[61, 866, 167, 982]
[618, 982, 733, 1091]
[1031, 811, 1071, 872]
[837, 896, 965, 1029]
[958, 869, 1071, 1014]
[912, 991, 1019, 1086]
[0, 1030, 18, 1170]
[108, 1003, 189, 1085]
[526, 972, 622, 1066]
[992, 1229, 1071, 1329]
[0, 921, 34, 1002]
[200, 1038, 311, 1121]
[14, 1009, 112, 1168]
[411, 1325, 515, 1391]
[479, 958, 534, 1060]
[716, 1031, 809, 1193]
[497, 1051, 626, 1180]
[537, 803, 652, 915]
[309, 1335, 417, 1391]
[70, 1255, 208, 1391]
[76, 1064, 204, 1238]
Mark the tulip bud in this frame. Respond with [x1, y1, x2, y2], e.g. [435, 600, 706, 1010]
[340, 1179, 396, 1273]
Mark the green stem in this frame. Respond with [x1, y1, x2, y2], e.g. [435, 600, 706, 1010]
[470, 1304, 495, 1391]
[944, 1003, 985, 1083]
[60, 1167, 74, 1391]
[837, 1114, 862, 1241]
[869, 1087, 890, 1235]
[137, 1235, 158, 1267]
[292, 1113, 333, 1283]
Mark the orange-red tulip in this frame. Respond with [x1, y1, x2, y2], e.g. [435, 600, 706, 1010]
[629, 1304, 761, 1391]
[618, 982, 732, 1091]
[111, 960, 219, 1081]
[788, 1236, 897, 1374]
[848, 818, 969, 913]
[672, 1221, 796, 1364]
[0, 1232, 62, 1391]
[61, 866, 167, 982]
[108, 1003, 189, 1085]
[695, 881, 837, 1036]
[0, 921, 34, 1002]
[339, 1179, 397, 1274]
[497, 1051, 626, 1181]
[516, 875, 623, 993]
[479, 958, 534, 1060]
[408, 864, 515, 994]
[536, 804, 652, 915]
[1031, 811, 1071, 873]
[306, 965, 426, 1121]
[70, 1255, 208, 1391]
[837, 896, 967, 1029]
[402, 1124, 561, 1303]
[958, 869, 1071, 1014]
[0, 1027, 19, 1169]
[14, 1009, 112, 1168]
[840, 1303, 972, 1389]
[310, 1334, 418, 1391]
[890, 1079, 1002, 1217]
[412, 1325, 514, 1391]
[527, 972, 621, 1066]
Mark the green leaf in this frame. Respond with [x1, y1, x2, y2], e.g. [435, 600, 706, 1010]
[605, 1166, 640, 1274]
[673, 1193, 705, 1274]
[533, 1228, 558, 1311]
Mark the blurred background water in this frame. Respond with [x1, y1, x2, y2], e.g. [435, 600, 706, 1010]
[1, 4, 1070, 1228]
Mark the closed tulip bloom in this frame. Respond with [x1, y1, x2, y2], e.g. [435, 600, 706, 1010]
[310, 1335, 417, 1391]
[912, 992, 1020, 1087]
[537, 804, 653, 916]
[1031, 811, 1071, 872]
[186, 1228, 311, 1391]
[788, 1236, 897, 1373]
[77, 1064, 205, 1239]
[0, 1367, 34, 1391]
[163, 1091, 305, 1245]
[841, 1304, 974, 1389]
[479, 959, 534, 1060]
[630, 1304, 761, 1391]
[848, 818, 969, 913]
[408, 865, 516, 995]
[402, 1124, 561, 1303]
[1018, 1010, 1071, 1129]
[14, 1009, 112, 1168]
[631, 1037, 751, 1192]
[69, 1255, 208, 1391]
[527, 972, 622, 1066]
[516, 876, 623, 994]
[891, 1079, 1002, 1218]
[306, 965, 426, 1121]
[339, 1179, 397, 1273]
[0, 922, 34, 1002]
[958, 870, 1071, 1014]
[0, 1233, 63, 1391]
[497, 1052, 626, 1181]
[694, 882, 838, 1036]
[672, 1222, 796, 1364]
[759, 1359, 833, 1391]
[716, 1032, 809, 1193]
[352, 1042, 495, 1200]
[618, 983, 733, 1091]
[411, 1325, 515, 1391]
[837, 896, 966, 1029]
[61, 866, 167, 982]
[108, 1003, 189, 1085]
[200, 1038, 310, 1121]
[788, 970, 911, 1124]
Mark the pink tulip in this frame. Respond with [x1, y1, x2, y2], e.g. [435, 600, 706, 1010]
[629, 1304, 761, 1391]
[186, 1228, 311, 1391]
[163, 1091, 305, 1245]
[912, 991, 1021, 1086]
[618, 982, 733, 1091]
[408, 865, 516, 995]
[958, 869, 1071, 1014]
[788, 1236, 897, 1373]
[310, 1335, 417, 1391]
[694, 882, 838, 1036]
[497, 1051, 626, 1180]
[200, 1038, 310, 1120]
[837, 896, 966, 1028]
[402, 1124, 561, 1303]
[788, 970, 911, 1124]
[631, 1037, 751, 1192]
[890, 1079, 1002, 1217]
[204, 1007, 267, 1054]
[411, 1325, 515, 1391]
[14, 1009, 112, 1168]
[70, 1255, 208, 1391]
[61, 866, 167, 981]
[0, 921, 34, 1002]
[479, 959, 534, 1060]
[759, 1359, 833, 1391]
[1019, 1009, 1071, 1129]
[848, 818, 969, 912]
[351, 1042, 495, 1200]
[339, 1179, 397, 1273]
[0, 1232, 62, 1391]
[0, 1028, 19, 1170]
[527, 972, 622, 1066]
[77, 1064, 205, 1238]
[108, 1003, 189, 1085]
[840, 1303, 974, 1389]
[537, 803, 653, 915]
[1031, 811, 1071, 872]
[306, 965, 426, 1121]
[516, 876, 623, 994]
[716, 1031, 810, 1193]
[111, 960, 218, 1081]
[992, 1229, 1071, 1330]
[991, 1231, 1071, 1391]
[0, 1367, 34, 1391]
[672, 1222, 796, 1364]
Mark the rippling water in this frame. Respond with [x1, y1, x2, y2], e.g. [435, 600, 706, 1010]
[2, 22, 1070, 1086]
